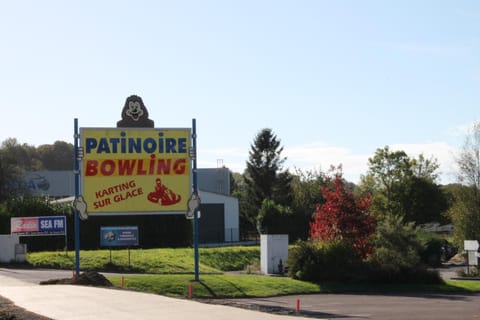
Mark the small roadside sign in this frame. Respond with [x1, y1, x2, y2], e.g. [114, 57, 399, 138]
[100, 226, 139, 247]
[11, 216, 66, 236]
[464, 240, 479, 251]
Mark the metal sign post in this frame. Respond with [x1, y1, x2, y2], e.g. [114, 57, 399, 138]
[74, 118, 81, 276]
[100, 226, 139, 266]
[192, 118, 200, 281]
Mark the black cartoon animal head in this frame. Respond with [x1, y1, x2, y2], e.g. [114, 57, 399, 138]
[117, 95, 155, 128]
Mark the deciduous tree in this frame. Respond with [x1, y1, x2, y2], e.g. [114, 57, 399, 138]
[290, 168, 326, 240]
[1, 138, 42, 171]
[360, 146, 448, 224]
[0, 153, 26, 202]
[310, 166, 376, 258]
[449, 122, 480, 246]
[37, 141, 74, 170]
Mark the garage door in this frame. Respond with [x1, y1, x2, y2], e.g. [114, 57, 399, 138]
[198, 204, 224, 243]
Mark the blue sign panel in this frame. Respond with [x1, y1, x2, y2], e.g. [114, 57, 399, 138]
[100, 226, 139, 247]
[38, 216, 66, 234]
[11, 216, 66, 236]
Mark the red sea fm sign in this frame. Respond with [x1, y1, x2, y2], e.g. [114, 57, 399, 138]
[11, 216, 66, 236]
[81, 128, 191, 214]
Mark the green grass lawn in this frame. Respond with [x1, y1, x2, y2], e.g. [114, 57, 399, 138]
[26, 246, 480, 298]
[27, 246, 260, 274]
[108, 274, 321, 298]
[107, 274, 480, 299]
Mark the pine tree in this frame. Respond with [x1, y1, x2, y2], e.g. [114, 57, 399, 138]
[243, 128, 293, 234]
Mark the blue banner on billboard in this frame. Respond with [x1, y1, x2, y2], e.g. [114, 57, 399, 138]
[100, 226, 139, 247]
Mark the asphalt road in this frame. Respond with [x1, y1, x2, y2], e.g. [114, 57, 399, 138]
[0, 267, 124, 284]
[220, 293, 480, 319]
[0, 267, 74, 284]
[1, 267, 480, 319]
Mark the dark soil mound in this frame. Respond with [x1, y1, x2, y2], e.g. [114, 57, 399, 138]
[40, 271, 113, 287]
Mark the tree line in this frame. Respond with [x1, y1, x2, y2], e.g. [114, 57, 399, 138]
[233, 126, 480, 282]
[235, 130, 445, 237]
[233, 125, 480, 251]
[0, 138, 73, 202]
[1, 123, 480, 250]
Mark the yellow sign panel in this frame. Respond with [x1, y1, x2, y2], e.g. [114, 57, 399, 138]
[81, 128, 191, 214]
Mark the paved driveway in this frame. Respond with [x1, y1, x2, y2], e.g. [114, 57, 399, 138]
[218, 293, 480, 319]
[1, 267, 480, 319]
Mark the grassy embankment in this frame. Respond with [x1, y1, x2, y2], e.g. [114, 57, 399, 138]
[27, 246, 480, 298]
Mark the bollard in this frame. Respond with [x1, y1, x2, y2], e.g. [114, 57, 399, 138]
[296, 299, 300, 313]
[188, 283, 193, 298]
[121, 276, 125, 288]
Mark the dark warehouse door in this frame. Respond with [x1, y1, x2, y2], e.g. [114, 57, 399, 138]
[198, 204, 225, 243]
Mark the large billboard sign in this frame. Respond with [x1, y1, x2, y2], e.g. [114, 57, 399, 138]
[81, 128, 191, 214]
[11, 216, 66, 236]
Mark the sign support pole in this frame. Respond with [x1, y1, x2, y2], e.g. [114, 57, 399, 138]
[74, 118, 81, 276]
[192, 119, 200, 281]
[64, 225, 68, 257]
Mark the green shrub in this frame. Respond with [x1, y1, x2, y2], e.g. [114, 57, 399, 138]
[256, 199, 292, 234]
[286, 240, 316, 280]
[420, 238, 444, 267]
[287, 240, 361, 282]
[284, 214, 446, 284]
[364, 260, 443, 284]
[365, 214, 444, 284]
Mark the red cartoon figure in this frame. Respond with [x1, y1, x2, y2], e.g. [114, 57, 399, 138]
[147, 178, 182, 206]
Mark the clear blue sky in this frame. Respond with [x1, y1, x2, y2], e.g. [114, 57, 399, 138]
[1, 1, 479, 184]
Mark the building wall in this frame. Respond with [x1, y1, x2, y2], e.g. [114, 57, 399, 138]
[198, 191, 239, 242]
[25, 171, 74, 197]
[196, 168, 230, 195]
[0, 235, 20, 263]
